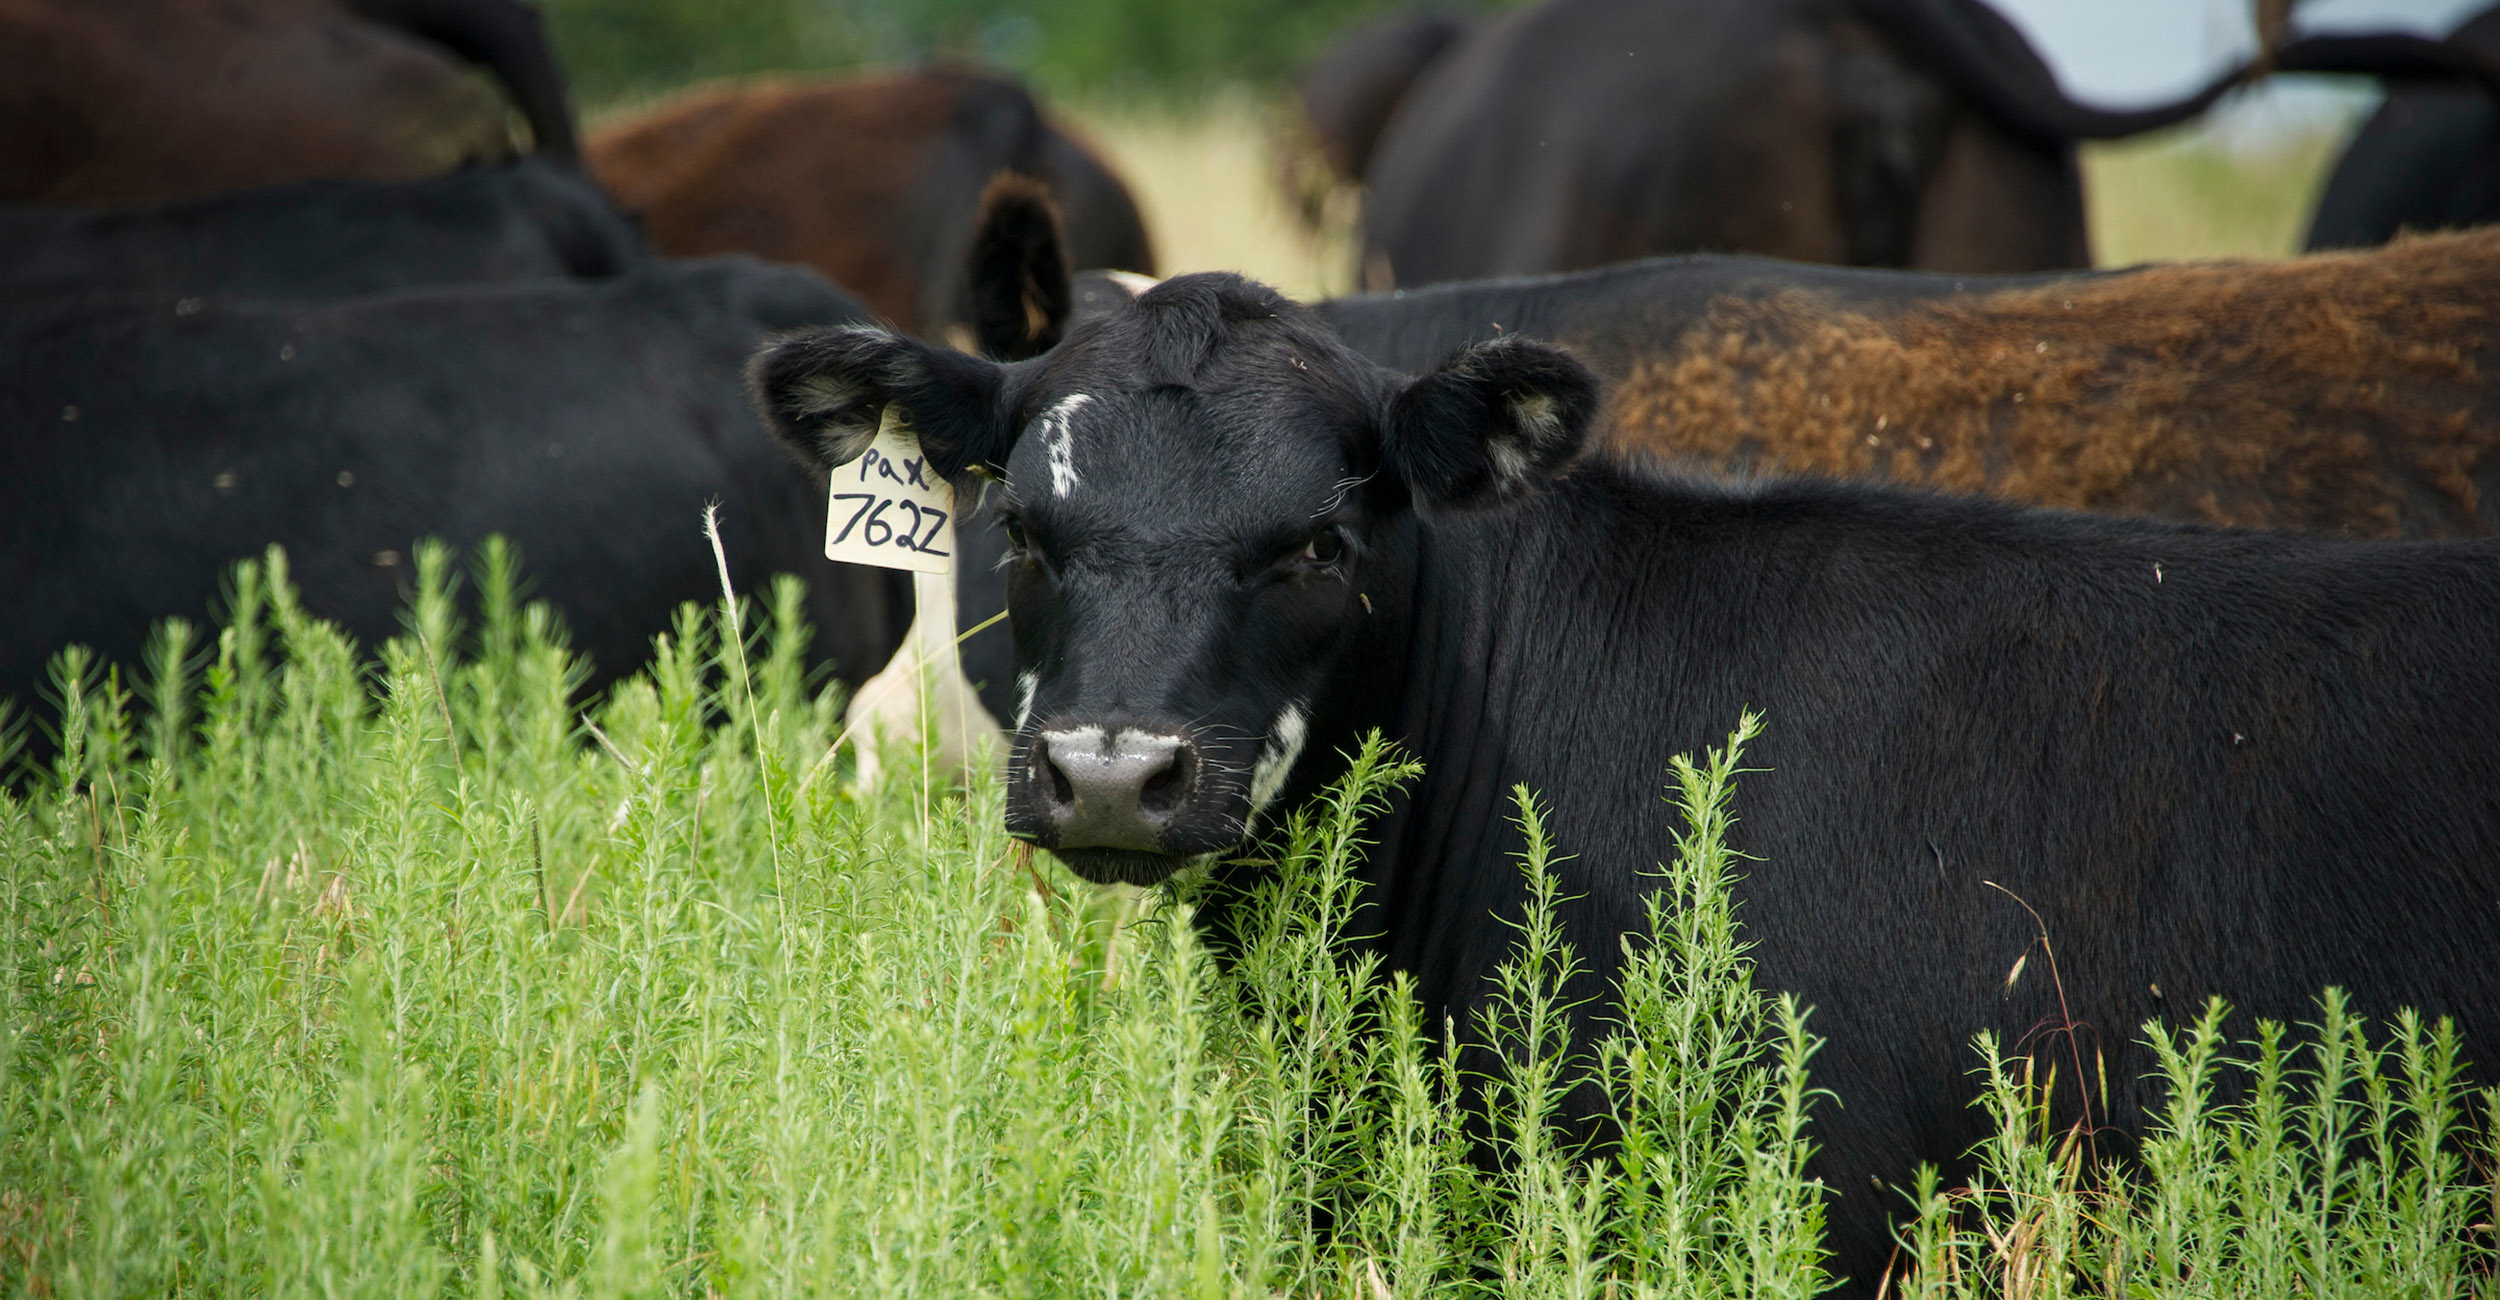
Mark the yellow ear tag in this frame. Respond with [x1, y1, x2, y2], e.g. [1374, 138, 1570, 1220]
[824, 406, 953, 575]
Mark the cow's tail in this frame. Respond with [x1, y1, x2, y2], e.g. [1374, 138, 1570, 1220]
[1853, 0, 2500, 143]
[349, 0, 581, 157]
[2266, 32, 2500, 98]
[1845, 0, 2247, 141]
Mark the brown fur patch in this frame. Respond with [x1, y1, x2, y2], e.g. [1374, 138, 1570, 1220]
[589, 74, 962, 332]
[2, 0, 518, 205]
[1603, 227, 2500, 537]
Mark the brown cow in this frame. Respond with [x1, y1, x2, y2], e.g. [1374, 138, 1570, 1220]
[588, 66, 1154, 342]
[1313, 227, 2500, 539]
[1, 0, 575, 206]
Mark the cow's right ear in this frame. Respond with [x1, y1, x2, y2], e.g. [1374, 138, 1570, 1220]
[748, 326, 1014, 481]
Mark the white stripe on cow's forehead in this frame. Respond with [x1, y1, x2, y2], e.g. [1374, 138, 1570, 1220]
[1031, 393, 1093, 499]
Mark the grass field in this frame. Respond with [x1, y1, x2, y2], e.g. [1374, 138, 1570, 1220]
[4, 540, 2494, 1298]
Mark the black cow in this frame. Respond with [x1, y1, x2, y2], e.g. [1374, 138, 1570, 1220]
[752, 272, 2500, 1294]
[1281, 9, 1478, 233]
[2306, 5, 2500, 249]
[1353, 0, 2488, 285]
[1, 258, 905, 728]
[0, 159, 647, 302]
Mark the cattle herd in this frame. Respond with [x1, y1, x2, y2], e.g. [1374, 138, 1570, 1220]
[6, 0, 2500, 1293]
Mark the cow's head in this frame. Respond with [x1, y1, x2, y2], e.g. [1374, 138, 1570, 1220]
[751, 273, 1598, 885]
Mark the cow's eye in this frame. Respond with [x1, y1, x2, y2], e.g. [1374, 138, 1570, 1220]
[1002, 514, 1030, 554]
[1301, 528, 1347, 568]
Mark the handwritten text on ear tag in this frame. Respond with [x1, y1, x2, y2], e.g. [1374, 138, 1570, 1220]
[825, 406, 952, 574]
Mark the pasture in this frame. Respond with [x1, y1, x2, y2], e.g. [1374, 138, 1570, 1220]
[4, 533, 2495, 1296]
[8, 77, 2499, 1300]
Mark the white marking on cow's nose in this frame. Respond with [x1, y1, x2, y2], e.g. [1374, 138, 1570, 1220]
[1013, 671, 1038, 729]
[1039, 725, 1110, 754]
[1249, 702, 1311, 814]
[1033, 393, 1092, 498]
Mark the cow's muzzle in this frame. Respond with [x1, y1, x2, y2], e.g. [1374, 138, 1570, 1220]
[1032, 727, 1199, 851]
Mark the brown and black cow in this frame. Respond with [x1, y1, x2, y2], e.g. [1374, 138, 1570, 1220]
[588, 66, 1154, 344]
[1, 0, 575, 206]
[1316, 227, 2500, 539]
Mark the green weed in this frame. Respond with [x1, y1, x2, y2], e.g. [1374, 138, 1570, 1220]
[1, 543, 2490, 1298]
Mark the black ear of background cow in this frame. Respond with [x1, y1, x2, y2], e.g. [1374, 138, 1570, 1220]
[746, 326, 1012, 480]
[1380, 335, 1601, 508]
[969, 173, 1074, 361]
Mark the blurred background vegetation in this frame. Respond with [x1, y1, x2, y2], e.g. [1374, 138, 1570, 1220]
[540, 0, 1517, 107]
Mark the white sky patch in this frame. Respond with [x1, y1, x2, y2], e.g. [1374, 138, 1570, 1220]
[1249, 702, 1311, 815]
[1033, 393, 1092, 499]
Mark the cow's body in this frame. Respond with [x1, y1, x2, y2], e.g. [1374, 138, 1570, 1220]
[1284, 467, 2500, 1291]
[1319, 229, 2500, 539]
[1281, 9, 1477, 242]
[1, 259, 904, 716]
[755, 271, 2500, 1295]
[1356, 0, 2248, 284]
[2308, 4, 2500, 250]
[588, 67, 1153, 341]
[1, 0, 574, 207]
[0, 159, 646, 302]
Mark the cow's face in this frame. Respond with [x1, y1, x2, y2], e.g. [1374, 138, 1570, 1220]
[753, 273, 1597, 885]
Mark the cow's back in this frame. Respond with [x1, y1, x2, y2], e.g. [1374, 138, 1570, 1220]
[0, 0, 521, 206]
[0, 259, 907, 714]
[0, 159, 649, 302]
[1319, 232, 2500, 540]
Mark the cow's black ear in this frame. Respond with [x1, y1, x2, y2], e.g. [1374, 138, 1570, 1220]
[748, 326, 1013, 480]
[1379, 336, 1600, 508]
[968, 173, 1073, 361]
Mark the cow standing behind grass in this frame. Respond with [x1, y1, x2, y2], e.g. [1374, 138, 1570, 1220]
[753, 268, 2500, 1299]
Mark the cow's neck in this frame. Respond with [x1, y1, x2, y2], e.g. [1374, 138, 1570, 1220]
[1263, 469, 1705, 1019]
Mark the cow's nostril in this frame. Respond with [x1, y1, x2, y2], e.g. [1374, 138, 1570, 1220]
[1137, 743, 1194, 815]
[1041, 749, 1076, 810]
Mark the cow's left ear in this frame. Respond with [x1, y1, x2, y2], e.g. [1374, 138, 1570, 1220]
[748, 326, 1015, 481]
[1378, 335, 1601, 509]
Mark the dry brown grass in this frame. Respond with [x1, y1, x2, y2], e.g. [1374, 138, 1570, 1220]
[2081, 126, 2349, 266]
[1066, 96, 1356, 300]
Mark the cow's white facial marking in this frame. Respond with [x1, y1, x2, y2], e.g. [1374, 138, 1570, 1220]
[1113, 728, 1188, 754]
[1014, 671, 1038, 729]
[1249, 702, 1311, 815]
[1033, 393, 1092, 498]
[1040, 725, 1109, 754]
